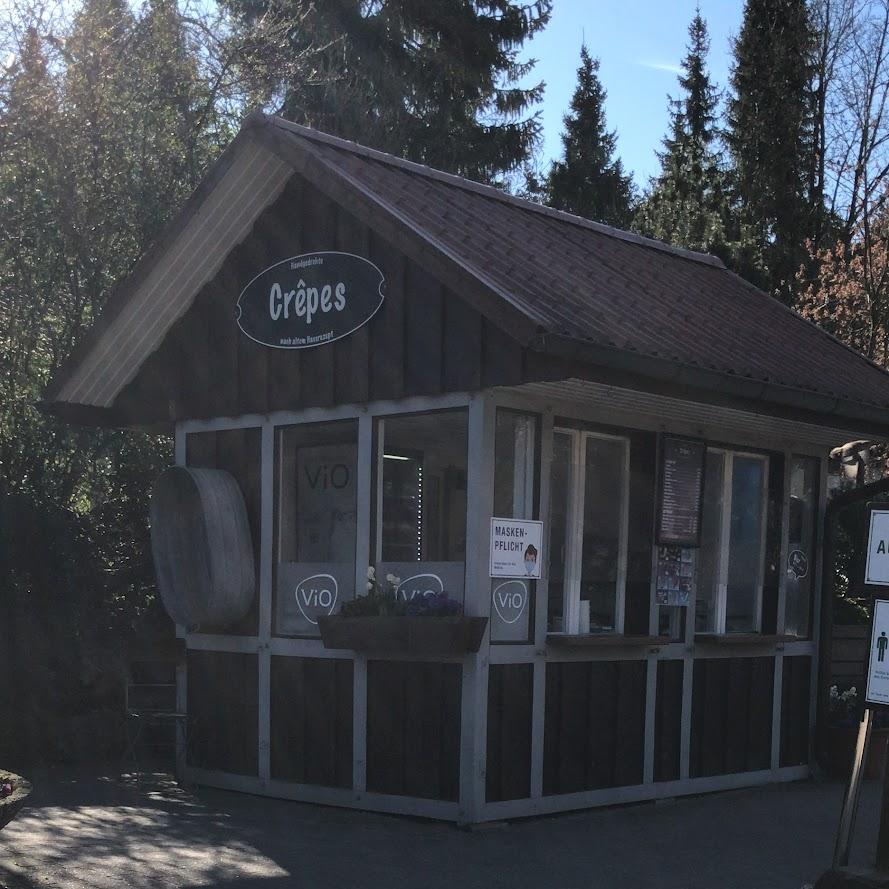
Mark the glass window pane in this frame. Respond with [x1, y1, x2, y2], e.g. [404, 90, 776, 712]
[580, 435, 626, 631]
[491, 410, 538, 642]
[547, 431, 573, 632]
[276, 420, 358, 636]
[725, 455, 766, 633]
[493, 411, 536, 519]
[696, 451, 725, 633]
[785, 455, 819, 637]
[376, 410, 468, 606]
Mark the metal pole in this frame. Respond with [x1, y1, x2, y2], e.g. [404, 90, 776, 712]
[834, 708, 875, 868]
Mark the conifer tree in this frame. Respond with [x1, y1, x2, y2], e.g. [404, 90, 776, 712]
[726, 0, 817, 303]
[546, 46, 634, 227]
[221, 0, 551, 182]
[634, 11, 732, 255]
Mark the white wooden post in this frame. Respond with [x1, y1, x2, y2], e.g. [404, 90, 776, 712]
[459, 393, 495, 823]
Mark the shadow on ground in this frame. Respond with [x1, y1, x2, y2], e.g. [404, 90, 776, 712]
[0, 764, 880, 889]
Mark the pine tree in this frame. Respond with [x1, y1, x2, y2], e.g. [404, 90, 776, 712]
[221, 0, 551, 183]
[635, 11, 732, 255]
[546, 46, 634, 228]
[727, 0, 817, 303]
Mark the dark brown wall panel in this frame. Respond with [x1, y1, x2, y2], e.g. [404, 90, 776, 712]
[690, 657, 774, 778]
[366, 660, 461, 800]
[486, 664, 533, 802]
[543, 660, 646, 795]
[780, 655, 811, 767]
[270, 656, 353, 788]
[655, 659, 683, 782]
[187, 650, 258, 775]
[114, 174, 534, 425]
[186, 428, 262, 636]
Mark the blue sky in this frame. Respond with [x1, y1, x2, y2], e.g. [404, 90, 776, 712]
[526, 0, 744, 187]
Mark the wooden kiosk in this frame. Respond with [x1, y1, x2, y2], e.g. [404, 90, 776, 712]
[43, 113, 889, 824]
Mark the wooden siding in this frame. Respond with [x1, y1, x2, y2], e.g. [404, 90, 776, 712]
[187, 650, 258, 775]
[543, 660, 646, 795]
[113, 177, 528, 424]
[486, 664, 533, 803]
[366, 660, 461, 801]
[689, 657, 773, 778]
[185, 427, 262, 636]
[780, 655, 812, 767]
[270, 656, 353, 788]
[654, 659, 684, 782]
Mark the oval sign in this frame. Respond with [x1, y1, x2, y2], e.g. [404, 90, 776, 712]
[492, 580, 528, 625]
[295, 573, 338, 624]
[236, 251, 385, 349]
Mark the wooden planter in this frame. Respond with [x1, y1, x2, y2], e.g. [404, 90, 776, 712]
[824, 725, 889, 779]
[0, 771, 31, 831]
[318, 615, 488, 655]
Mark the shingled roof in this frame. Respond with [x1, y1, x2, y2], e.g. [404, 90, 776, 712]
[45, 113, 889, 432]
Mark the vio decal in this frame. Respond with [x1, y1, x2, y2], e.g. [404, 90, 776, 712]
[493, 580, 528, 624]
[295, 573, 338, 624]
[395, 573, 443, 602]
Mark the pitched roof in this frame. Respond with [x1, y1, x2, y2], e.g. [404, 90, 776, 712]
[45, 112, 889, 431]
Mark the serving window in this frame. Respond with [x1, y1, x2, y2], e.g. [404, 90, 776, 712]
[695, 448, 768, 634]
[373, 409, 468, 604]
[547, 428, 629, 634]
[784, 454, 819, 638]
[274, 420, 358, 636]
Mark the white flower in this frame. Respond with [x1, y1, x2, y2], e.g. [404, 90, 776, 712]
[367, 581, 373, 592]
[385, 573, 398, 584]
[367, 565, 376, 580]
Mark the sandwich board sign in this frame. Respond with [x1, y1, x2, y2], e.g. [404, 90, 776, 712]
[866, 599, 889, 707]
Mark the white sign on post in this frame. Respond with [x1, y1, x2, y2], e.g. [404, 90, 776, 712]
[867, 599, 889, 706]
[489, 517, 543, 579]
[865, 510, 889, 586]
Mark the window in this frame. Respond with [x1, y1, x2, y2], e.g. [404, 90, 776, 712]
[275, 420, 358, 636]
[547, 429, 629, 634]
[785, 455, 819, 637]
[491, 410, 538, 642]
[695, 449, 768, 634]
[374, 410, 468, 604]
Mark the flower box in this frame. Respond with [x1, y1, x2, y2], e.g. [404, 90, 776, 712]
[317, 615, 488, 655]
[0, 771, 31, 831]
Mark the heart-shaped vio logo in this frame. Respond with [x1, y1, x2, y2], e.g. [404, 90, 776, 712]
[395, 573, 443, 601]
[295, 574, 338, 624]
[493, 580, 527, 625]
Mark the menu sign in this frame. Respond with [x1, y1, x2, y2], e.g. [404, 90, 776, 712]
[657, 436, 706, 547]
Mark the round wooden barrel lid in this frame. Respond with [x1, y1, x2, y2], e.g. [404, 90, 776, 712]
[150, 466, 255, 629]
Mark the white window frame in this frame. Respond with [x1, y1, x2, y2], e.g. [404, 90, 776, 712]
[702, 448, 769, 635]
[553, 427, 630, 635]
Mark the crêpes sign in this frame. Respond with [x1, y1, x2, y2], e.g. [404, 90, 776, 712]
[236, 251, 385, 349]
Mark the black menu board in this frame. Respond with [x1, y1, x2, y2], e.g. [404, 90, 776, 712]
[657, 436, 706, 546]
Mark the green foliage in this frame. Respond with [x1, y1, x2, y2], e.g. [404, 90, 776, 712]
[546, 46, 635, 227]
[634, 12, 733, 257]
[220, 0, 551, 183]
[726, 0, 818, 303]
[0, 0, 225, 766]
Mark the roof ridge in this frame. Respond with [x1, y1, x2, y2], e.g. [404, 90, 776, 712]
[265, 114, 726, 270]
